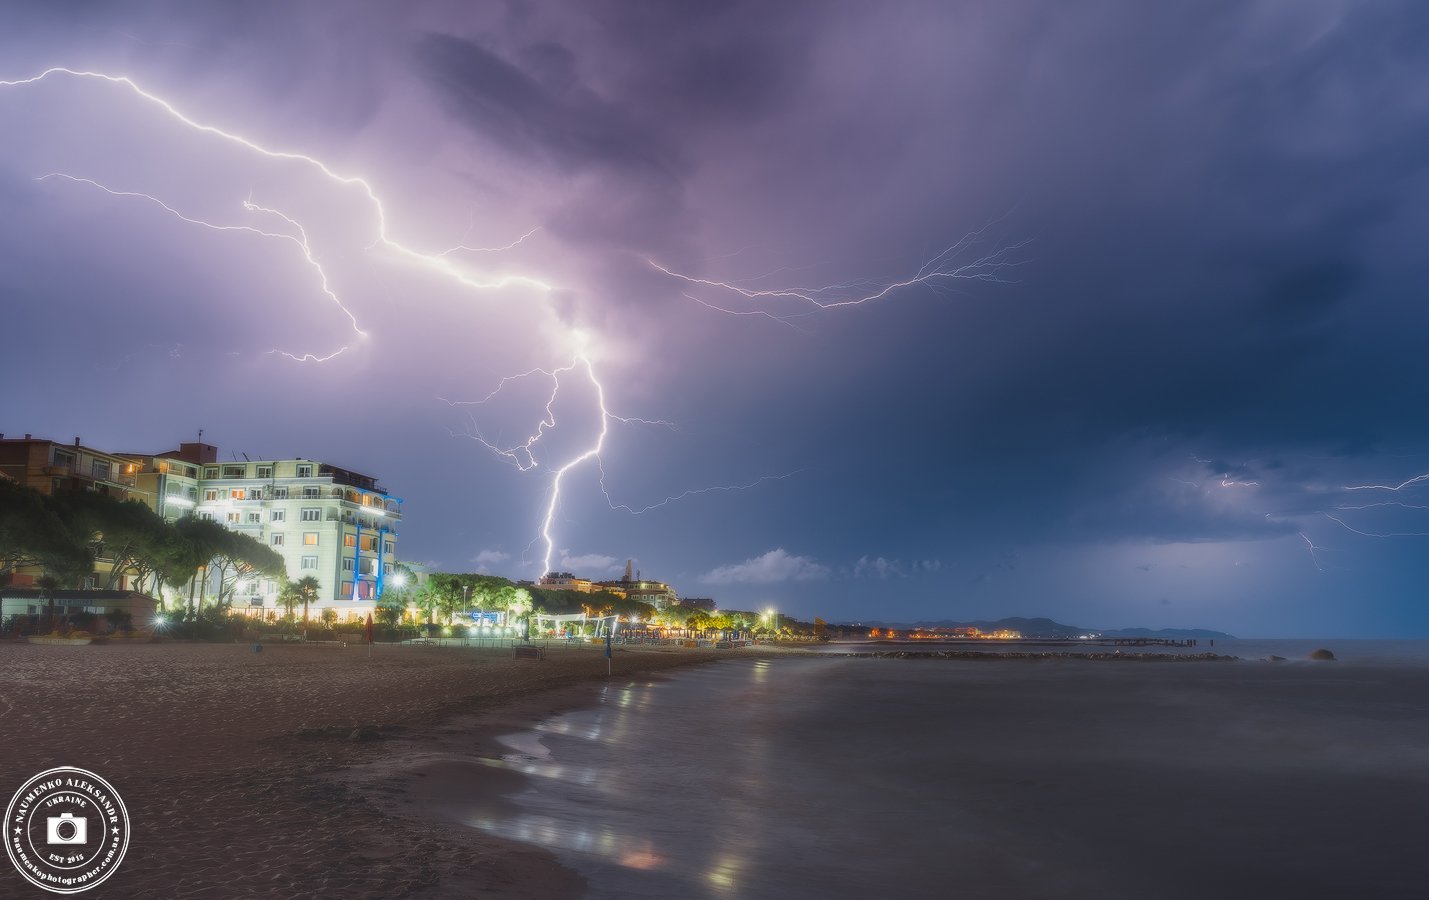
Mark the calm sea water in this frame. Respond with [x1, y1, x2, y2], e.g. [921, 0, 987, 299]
[822, 637, 1429, 663]
[460, 646, 1429, 899]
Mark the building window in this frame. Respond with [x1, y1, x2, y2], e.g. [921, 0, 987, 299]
[272, 486, 289, 500]
[384, 540, 394, 555]
[166, 484, 181, 496]
[271, 534, 285, 546]
[342, 558, 355, 572]
[303, 532, 319, 546]
[302, 486, 320, 499]
[360, 536, 375, 552]
[221, 465, 243, 479]
[361, 494, 372, 507]
[187, 488, 198, 501]
[204, 489, 218, 501]
[247, 512, 261, 524]
[341, 581, 353, 597]
[271, 510, 286, 523]
[301, 508, 321, 522]
[229, 489, 246, 501]
[300, 556, 318, 570]
[198, 512, 214, 521]
[203, 466, 218, 478]
[226, 512, 241, 524]
[92, 460, 112, 480]
[297, 464, 313, 478]
[256, 465, 273, 479]
[343, 534, 357, 548]
[359, 558, 375, 575]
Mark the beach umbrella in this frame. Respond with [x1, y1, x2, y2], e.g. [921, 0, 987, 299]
[364, 612, 374, 644]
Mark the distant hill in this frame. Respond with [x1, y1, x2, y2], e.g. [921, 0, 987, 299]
[834, 616, 1234, 640]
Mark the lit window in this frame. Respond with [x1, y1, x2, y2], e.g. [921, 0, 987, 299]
[229, 489, 245, 501]
[301, 508, 321, 522]
[204, 490, 218, 501]
[271, 510, 285, 523]
[343, 534, 356, 548]
[271, 534, 284, 546]
[303, 532, 319, 546]
[360, 536, 375, 552]
[300, 556, 318, 570]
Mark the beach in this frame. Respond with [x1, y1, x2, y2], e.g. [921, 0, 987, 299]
[0, 640, 724, 898]
[5, 641, 1429, 898]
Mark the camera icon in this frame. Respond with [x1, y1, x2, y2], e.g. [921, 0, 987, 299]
[46, 813, 87, 845]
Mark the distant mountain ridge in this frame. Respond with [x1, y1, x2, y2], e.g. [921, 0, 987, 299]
[837, 616, 1233, 640]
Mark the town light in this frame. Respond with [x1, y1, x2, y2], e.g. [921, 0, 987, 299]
[390, 573, 407, 587]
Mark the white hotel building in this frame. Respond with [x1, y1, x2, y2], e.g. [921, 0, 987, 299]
[126, 443, 401, 620]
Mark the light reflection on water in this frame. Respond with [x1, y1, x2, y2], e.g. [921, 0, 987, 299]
[448, 651, 1429, 899]
[465, 659, 823, 898]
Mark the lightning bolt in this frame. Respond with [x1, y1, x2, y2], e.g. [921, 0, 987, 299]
[1299, 532, 1328, 573]
[1342, 473, 1429, 492]
[36, 172, 362, 360]
[598, 466, 802, 515]
[651, 224, 1029, 315]
[452, 356, 796, 574]
[2, 67, 554, 296]
[536, 355, 609, 576]
[1323, 514, 1429, 539]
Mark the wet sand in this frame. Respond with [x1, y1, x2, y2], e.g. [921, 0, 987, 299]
[0, 640, 729, 898]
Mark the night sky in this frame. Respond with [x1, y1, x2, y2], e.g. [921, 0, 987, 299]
[4, 2, 1428, 637]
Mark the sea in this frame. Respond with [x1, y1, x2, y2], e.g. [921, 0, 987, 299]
[459, 640, 1429, 899]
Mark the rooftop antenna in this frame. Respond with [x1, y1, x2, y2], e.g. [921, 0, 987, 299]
[197, 428, 203, 442]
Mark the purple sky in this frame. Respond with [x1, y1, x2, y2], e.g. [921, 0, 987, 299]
[3, 1, 1429, 636]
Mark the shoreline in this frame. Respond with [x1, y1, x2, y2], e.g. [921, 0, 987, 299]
[0, 640, 740, 898]
[3, 640, 1389, 897]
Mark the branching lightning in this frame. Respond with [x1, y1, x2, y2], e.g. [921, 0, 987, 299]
[651, 224, 1030, 316]
[2, 67, 552, 310]
[598, 465, 801, 515]
[36, 172, 363, 360]
[1299, 532, 1328, 572]
[448, 355, 793, 574]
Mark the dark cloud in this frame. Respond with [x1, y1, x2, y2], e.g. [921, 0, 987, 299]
[413, 31, 677, 178]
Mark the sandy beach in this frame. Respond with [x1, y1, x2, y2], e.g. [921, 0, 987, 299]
[0, 639, 727, 898]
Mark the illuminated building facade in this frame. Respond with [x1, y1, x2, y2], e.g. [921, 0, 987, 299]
[175, 451, 401, 615]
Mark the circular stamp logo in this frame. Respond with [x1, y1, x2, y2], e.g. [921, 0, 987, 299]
[6, 767, 129, 894]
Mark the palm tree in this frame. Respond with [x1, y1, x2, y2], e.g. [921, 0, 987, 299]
[277, 581, 301, 623]
[293, 576, 321, 626]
